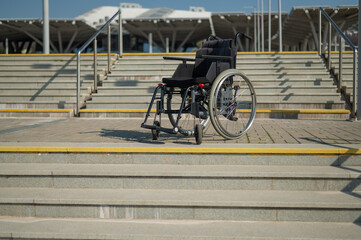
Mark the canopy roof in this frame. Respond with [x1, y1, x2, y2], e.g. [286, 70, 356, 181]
[0, 4, 358, 53]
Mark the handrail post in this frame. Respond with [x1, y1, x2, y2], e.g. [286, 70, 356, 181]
[5, 38, 8, 54]
[338, 37, 342, 93]
[93, 38, 97, 92]
[107, 25, 111, 73]
[354, 1, 361, 121]
[352, 50, 357, 119]
[318, 9, 321, 55]
[76, 52, 81, 116]
[278, 0, 282, 52]
[327, 22, 331, 71]
[166, 37, 169, 53]
[149, 33, 153, 53]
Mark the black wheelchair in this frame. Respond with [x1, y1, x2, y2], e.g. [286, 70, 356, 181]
[141, 32, 256, 144]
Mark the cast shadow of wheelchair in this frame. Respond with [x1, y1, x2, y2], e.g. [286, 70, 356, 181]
[98, 129, 194, 145]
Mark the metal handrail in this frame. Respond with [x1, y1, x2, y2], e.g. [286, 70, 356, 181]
[76, 9, 122, 116]
[318, 7, 357, 119]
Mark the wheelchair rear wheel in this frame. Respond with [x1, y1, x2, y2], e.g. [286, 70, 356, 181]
[209, 69, 256, 140]
[166, 90, 210, 136]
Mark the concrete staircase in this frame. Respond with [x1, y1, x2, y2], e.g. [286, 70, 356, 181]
[0, 149, 360, 239]
[0, 52, 351, 119]
[83, 53, 350, 119]
[0, 54, 116, 117]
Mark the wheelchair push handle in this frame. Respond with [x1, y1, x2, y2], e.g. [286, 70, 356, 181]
[207, 35, 223, 41]
[234, 32, 252, 46]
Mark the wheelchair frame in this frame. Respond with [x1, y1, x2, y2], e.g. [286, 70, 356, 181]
[141, 33, 257, 144]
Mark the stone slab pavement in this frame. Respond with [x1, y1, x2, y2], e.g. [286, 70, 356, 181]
[0, 118, 360, 146]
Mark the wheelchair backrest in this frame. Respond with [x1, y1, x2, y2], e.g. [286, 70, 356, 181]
[192, 38, 237, 79]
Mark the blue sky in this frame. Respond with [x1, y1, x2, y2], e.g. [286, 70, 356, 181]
[0, 0, 358, 18]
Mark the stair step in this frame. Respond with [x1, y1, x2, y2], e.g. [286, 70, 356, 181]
[0, 101, 77, 109]
[0, 95, 79, 102]
[112, 64, 327, 71]
[0, 66, 107, 71]
[0, 76, 96, 81]
[0, 109, 73, 118]
[95, 86, 338, 94]
[89, 93, 342, 102]
[1, 188, 360, 221]
[0, 70, 96, 76]
[1, 149, 359, 165]
[107, 74, 332, 81]
[0, 55, 116, 61]
[101, 79, 335, 88]
[0, 80, 93, 86]
[79, 110, 349, 120]
[1, 217, 360, 240]
[85, 102, 346, 110]
[0, 87, 91, 95]
[1, 163, 359, 191]
[108, 70, 330, 76]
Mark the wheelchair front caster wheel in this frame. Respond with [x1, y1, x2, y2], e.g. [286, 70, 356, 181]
[152, 121, 160, 140]
[194, 123, 203, 145]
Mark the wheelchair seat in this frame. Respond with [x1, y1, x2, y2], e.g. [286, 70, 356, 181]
[162, 76, 208, 88]
[162, 38, 236, 88]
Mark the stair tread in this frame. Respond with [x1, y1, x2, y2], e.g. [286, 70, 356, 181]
[1, 188, 360, 208]
[0, 217, 360, 240]
[1, 163, 360, 178]
[92, 93, 342, 96]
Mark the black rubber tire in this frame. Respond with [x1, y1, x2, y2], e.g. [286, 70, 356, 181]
[151, 121, 160, 140]
[194, 123, 203, 145]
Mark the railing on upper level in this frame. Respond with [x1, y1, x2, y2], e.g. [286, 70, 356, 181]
[75, 9, 123, 116]
[318, 7, 358, 119]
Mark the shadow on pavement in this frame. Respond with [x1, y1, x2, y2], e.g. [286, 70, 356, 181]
[94, 129, 193, 144]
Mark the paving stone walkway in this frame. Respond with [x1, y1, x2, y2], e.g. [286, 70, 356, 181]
[0, 118, 360, 145]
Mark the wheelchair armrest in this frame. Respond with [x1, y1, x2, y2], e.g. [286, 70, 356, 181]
[200, 55, 233, 61]
[163, 56, 195, 64]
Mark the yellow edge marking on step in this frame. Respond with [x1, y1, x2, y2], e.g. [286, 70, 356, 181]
[122, 51, 319, 56]
[0, 53, 117, 57]
[324, 51, 355, 54]
[80, 109, 154, 113]
[237, 51, 318, 55]
[0, 109, 72, 113]
[0, 51, 322, 57]
[79, 109, 350, 114]
[246, 110, 350, 114]
[123, 52, 196, 56]
[5, 109, 348, 114]
[0, 146, 360, 155]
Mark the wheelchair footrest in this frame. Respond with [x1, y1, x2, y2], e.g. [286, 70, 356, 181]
[141, 123, 178, 134]
[157, 126, 178, 134]
[141, 123, 156, 130]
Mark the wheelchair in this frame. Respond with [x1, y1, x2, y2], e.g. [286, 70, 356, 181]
[141, 32, 256, 144]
